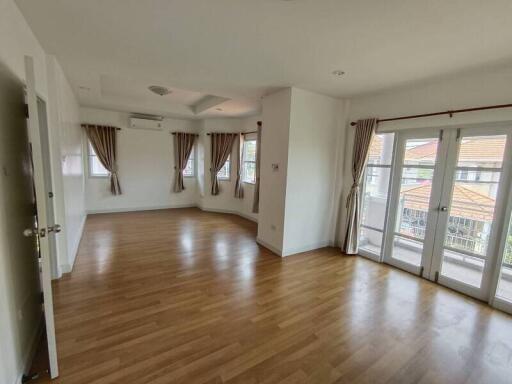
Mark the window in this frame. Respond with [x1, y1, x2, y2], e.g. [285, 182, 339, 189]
[217, 155, 230, 180]
[358, 133, 395, 258]
[88, 141, 109, 177]
[243, 139, 257, 184]
[183, 148, 195, 177]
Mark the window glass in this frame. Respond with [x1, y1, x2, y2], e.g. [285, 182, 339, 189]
[88, 142, 109, 177]
[218, 155, 230, 180]
[243, 140, 257, 183]
[359, 133, 395, 257]
[183, 149, 195, 177]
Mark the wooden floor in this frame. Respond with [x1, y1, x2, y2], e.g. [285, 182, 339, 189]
[34, 208, 512, 383]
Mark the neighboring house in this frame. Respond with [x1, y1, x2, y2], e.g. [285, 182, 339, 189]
[363, 136, 505, 256]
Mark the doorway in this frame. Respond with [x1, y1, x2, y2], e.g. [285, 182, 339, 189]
[360, 124, 512, 303]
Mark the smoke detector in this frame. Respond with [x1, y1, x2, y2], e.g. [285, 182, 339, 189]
[148, 85, 171, 96]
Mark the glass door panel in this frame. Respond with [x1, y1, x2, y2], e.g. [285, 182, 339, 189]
[384, 133, 444, 275]
[359, 133, 394, 260]
[435, 132, 510, 300]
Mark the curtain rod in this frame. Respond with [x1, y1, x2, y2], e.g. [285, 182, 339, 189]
[206, 132, 239, 136]
[170, 132, 199, 136]
[207, 121, 262, 136]
[349, 103, 512, 126]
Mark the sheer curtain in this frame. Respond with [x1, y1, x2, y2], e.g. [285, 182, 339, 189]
[343, 118, 377, 254]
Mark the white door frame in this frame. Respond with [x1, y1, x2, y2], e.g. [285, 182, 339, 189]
[25, 56, 59, 378]
[429, 125, 512, 301]
[378, 121, 512, 307]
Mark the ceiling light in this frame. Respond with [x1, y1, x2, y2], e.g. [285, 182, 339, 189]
[148, 85, 171, 96]
[332, 70, 345, 76]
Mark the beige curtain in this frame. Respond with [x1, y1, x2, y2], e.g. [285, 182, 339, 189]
[252, 122, 262, 213]
[83, 124, 122, 195]
[173, 132, 196, 193]
[343, 118, 377, 254]
[210, 133, 236, 195]
[234, 133, 244, 198]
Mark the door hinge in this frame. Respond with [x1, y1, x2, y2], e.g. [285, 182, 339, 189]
[48, 191, 54, 198]
[23, 103, 29, 118]
[434, 271, 439, 282]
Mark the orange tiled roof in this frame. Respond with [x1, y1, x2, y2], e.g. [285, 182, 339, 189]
[400, 182, 495, 221]
[405, 137, 505, 163]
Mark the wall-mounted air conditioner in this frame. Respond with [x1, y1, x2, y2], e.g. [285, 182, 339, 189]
[129, 114, 164, 131]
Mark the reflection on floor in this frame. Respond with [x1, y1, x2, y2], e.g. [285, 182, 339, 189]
[362, 240, 512, 293]
[35, 208, 512, 383]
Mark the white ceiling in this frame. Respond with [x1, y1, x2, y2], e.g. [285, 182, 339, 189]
[16, 0, 512, 119]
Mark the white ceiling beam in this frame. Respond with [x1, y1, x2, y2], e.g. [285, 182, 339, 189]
[192, 95, 230, 115]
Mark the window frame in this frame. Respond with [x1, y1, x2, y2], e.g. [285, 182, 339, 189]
[242, 139, 257, 184]
[358, 133, 396, 262]
[217, 154, 231, 181]
[87, 140, 109, 178]
[183, 146, 196, 178]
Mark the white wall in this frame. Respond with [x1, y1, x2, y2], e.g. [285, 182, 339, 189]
[0, 0, 48, 99]
[257, 87, 345, 256]
[282, 88, 344, 256]
[0, 1, 83, 382]
[81, 107, 200, 213]
[257, 89, 292, 253]
[338, 65, 512, 246]
[49, 59, 86, 273]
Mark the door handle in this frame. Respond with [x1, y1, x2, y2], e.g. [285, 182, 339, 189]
[23, 228, 46, 237]
[47, 224, 62, 233]
[440, 206, 448, 212]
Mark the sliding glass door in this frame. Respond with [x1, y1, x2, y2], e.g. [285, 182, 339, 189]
[372, 124, 512, 304]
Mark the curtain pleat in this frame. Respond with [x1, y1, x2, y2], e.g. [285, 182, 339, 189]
[210, 133, 236, 195]
[173, 132, 196, 193]
[342, 118, 377, 254]
[234, 133, 244, 198]
[252, 123, 262, 213]
[82, 124, 122, 195]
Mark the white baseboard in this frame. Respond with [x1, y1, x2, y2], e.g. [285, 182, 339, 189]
[282, 240, 331, 257]
[200, 206, 258, 223]
[256, 237, 283, 256]
[87, 203, 197, 215]
[17, 314, 44, 384]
